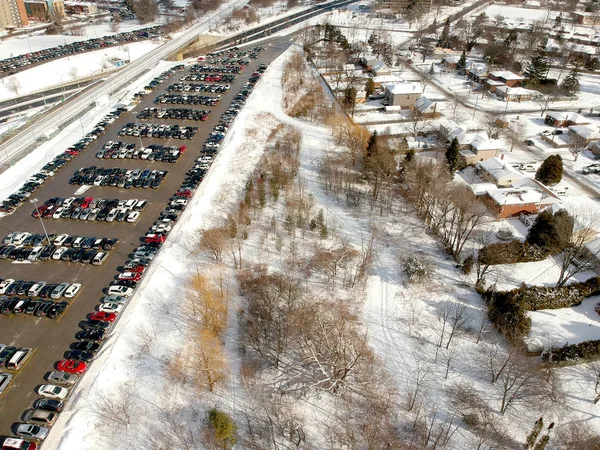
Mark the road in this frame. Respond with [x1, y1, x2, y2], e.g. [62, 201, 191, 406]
[0, 34, 293, 441]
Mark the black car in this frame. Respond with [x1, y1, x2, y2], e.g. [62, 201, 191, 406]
[5, 280, 24, 296]
[39, 284, 57, 299]
[39, 245, 56, 261]
[103, 238, 119, 251]
[34, 300, 54, 317]
[70, 249, 85, 263]
[24, 300, 41, 314]
[17, 281, 35, 296]
[64, 350, 94, 362]
[114, 280, 137, 288]
[47, 301, 68, 319]
[0, 298, 17, 314]
[70, 341, 100, 354]
[0, 346, 17, 365]
[81, 320, 111, 331]
[33, 398, 64, 412]
[81, 250, 97, 264]
[77, 329, 106, 342]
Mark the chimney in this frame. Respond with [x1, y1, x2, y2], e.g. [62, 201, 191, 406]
[500, 153, 505, 160]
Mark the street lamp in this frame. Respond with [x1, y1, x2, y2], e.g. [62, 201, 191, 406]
[29, 198, 50, 243]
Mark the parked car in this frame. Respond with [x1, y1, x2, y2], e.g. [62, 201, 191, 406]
[37, 384, 68, 399]
[57, 359, 88, 374]
[33, 398, 64, 412]
[45, 371, 78, 386]
[14, 424, 49, 441]
[64, 283, 81, 298]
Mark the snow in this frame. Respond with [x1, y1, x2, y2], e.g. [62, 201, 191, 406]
[0, 40, 159, 101]
[527, 296, 600, 351]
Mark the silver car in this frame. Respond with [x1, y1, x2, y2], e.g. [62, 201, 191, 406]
[0, 372, 13, 395]
[15, 423, 49, 440]
[46, 371, 78, 386]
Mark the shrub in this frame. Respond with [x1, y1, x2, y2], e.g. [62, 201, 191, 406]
[462, 255, 474, 275]
[526, 209, 573, 254]
[543, 340, 600, 363]
[207, 408, 238, 449]
[535, 154, 563, 186]
[403, 255, 434, 283]
[479, 240, 548, 265]
[483, 288, 532, 345]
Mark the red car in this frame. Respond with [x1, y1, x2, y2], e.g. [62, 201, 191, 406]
[118, 272, 142, 282]
[32, 205, 48, 218]
[145, 233, 166, 244]
[179, 146, 186, 153]
[89, 311, 117, 322]
[65, 149, 78, 156]
[128, 265, 146, 274]
[57, 359, 87, 374]
[175, 189, 193, 198]
[81, 197, 93, 209]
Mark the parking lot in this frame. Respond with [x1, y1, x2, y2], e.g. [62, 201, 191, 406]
[0, 37, 291, 441]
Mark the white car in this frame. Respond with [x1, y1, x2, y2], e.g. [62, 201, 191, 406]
[72, 237, 85, 248]
[53, 234, 69, 246]
[38, 384, 69, 399]
[106, 208, 119, 222]
[93, 176, 104, 187]
[62, 197, 75, 207]
[98, 302, 124, 313]
[107, 286, 134, 297]
[52, 207, 65, 219]
[124, 199, 138, 209]
[169, 199, 188, 207]
[126, 211, 140, 223]
[64, 283, 82, 298]
[3, 232, 18, 245]
[12, 232, 31, 245]
[28, 245, 44, 261]
[28, 281, 46, 297]
[0, 279, 14, 294]
[52, 247, 68, 260]
[101, 295, 128, 304]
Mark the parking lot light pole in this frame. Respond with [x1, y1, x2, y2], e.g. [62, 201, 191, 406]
[30, 198, 50, 243]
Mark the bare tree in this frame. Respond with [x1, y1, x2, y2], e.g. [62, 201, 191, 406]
[68, 65, 79, 80]
[132, 0, 159, 23]
[192, 328, 228, 392]
[88, 382, 138, 428]
[587, 360, 600, 404]
[199, 227, 228, 262]
[506, 119, 527, 152]
[405, 108, 433, 145]
[569, 132, 587, 162]
[556, 208, 600, 287]
[6, 77, 21, 95]
[533, 90, 559, 117]
[406, 360, 431, 412]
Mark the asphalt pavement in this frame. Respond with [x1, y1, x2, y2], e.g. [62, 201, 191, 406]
[0, 35, 292, 441]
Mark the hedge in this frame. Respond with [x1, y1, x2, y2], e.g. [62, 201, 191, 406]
[542, 340, 600, 363]
[483, 277, 600, 344]
[479, 240, 548, 266]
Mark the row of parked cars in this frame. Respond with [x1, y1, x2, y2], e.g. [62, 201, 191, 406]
[70, 166, 168, 190]
[96, 143, 185, 163]
[0, 26, 164, 75]
[37, 196, 146, 223]
[1, 231, 117, 263]
[180, 73, 237, 83]
[207, 46, 263, 60]
[118, 122, 198, 139]
[167, 83, 230, 94]
[0, 108, 128, 215]
[190, 64, 243, 74]
[154, 93, 221, 107]
[137, 107, 211, 121]
[143, 64, 185, 91]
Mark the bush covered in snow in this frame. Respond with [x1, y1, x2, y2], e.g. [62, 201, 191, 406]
[478, 240, 549, 265]
[542, 339, 600, 364]
[403, 254, 434, 283]
[484, 277, 600, 344]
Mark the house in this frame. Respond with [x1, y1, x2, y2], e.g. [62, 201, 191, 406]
[488, 70, 524, 87]
[568, 125, 600, 145]
[414, 96, 436, 115]
[108, 57, 129, 68]
[477, 157, 524, 187]
[467, 63, 488, 83]
[432, 47, 462, 60]
[372, 75, 403, 88]
[63, 1, 97, 14]
[545, 111, 589, 127]
[382, 82, 422, 108]
[459, 133, 506, 165]
[480, 178, 561, 219]
[571, 11, 600, 27]
[495, 85, 535, 102]
[371, 60, 392, 77]
[24, 0, 64, 20]
[441, 55, 461, 69]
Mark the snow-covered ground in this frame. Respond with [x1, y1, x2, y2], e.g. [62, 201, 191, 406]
[0, 40, 159, 101]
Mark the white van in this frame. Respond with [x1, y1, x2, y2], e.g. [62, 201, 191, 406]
[7, 348, 32, 370]
[92, 252, 109, 266]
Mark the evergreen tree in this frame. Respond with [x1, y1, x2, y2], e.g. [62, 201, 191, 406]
[561, 65, 580, 96]
[456, 50, 467, 71]
[438, 18, 451, 48]
[365, 78, 375, 99]
[533, 435, 550, 450]
[525, 46, 550, 86]
[342, 86, 357, 115]
[535, 154, 563, 185]
[445, 137, 460, 172]
[366, 130, 378, 157]
[526, 417, 544, 449]
[368, 31, 379, 47]
[429, 63, 435, 75]
[526, 210, 573, 254]
[207, 408, 238, 450]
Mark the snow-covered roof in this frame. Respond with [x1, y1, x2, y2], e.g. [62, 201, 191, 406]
[469, 63, 488, 76]
[485, 177, 562, 206]
[442, 55, 462, 64]
[478, 157, 524, 182]
[489, 70, 524, 81]
[383, 82, 423, 96]
[372, 60, 390, 73]
[447, 126, 468, 144]
[486, 79, 505, 86]
[546, 111, 588, 124]
[496, 86, 534, 96]
[569, 125, 600, 140]
[415, 96, 434, 113]
[471, 133, 505, 151]
[373, 75, 403, 84]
